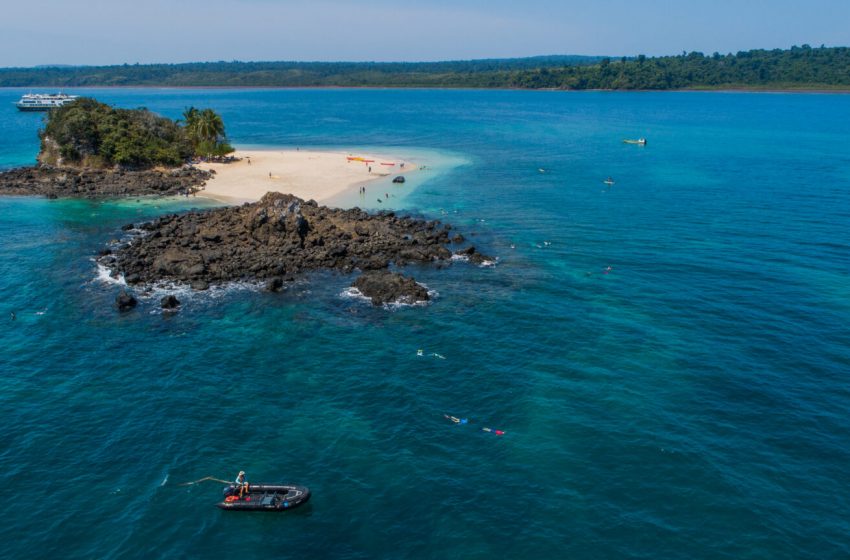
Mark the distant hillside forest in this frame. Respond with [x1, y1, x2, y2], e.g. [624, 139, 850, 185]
[2, 47, 848, 90]
[0, 56, 602, 87]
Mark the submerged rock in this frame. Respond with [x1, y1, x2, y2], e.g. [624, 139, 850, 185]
[115, 290, 138, 311]
[454, 245, 494, 265]
[266, 277, 285, 292]
[352, 271, 430, 306]
[160, 295, 181, 310]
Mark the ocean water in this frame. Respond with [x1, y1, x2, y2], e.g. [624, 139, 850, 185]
[1, 88, 849, 559]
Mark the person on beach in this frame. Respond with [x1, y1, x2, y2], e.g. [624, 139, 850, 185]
[235, 471, 249, 498]
[269, 172, 272, 179]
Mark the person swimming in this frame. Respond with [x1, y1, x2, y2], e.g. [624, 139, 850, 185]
[444, 414, 468, 425]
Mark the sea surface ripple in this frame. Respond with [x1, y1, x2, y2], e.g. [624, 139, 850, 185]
[0, 88, 849, 559]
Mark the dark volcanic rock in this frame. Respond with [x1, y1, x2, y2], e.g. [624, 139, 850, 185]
[353, 271, 429, 306]
[0, 165, 210, 199]
[454, 245, 494, 265]
[190, 280, 210, 291]
[266, 277, 285, 292]
[101, 192, 488, 290]
[160, 295, 181, 310]
[115, 290, 138, 311]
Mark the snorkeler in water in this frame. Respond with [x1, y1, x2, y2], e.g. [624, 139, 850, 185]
[482, 427, 505, 436]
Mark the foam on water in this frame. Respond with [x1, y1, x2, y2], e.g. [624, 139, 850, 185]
[94, 261, 126, 286]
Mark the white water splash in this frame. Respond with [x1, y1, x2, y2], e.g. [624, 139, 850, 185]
[94, 262, 126, 286]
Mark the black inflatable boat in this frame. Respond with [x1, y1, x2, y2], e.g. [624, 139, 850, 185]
[217, 483, 311, 512]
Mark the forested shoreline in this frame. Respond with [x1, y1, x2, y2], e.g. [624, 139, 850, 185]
[1, 46, 847, 90]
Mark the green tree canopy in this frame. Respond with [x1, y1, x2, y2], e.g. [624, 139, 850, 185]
[39, 98, 232, 168]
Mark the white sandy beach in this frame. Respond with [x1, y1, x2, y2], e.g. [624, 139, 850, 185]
[195, 149, 416, 204]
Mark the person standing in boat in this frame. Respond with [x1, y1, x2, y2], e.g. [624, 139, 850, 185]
[235, 471, 249, 497]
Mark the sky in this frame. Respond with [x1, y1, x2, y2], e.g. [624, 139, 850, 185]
[1, 0, 848, 67]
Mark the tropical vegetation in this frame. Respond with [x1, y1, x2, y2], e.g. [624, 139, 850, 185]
[39, 98, 231, 169]
[0, 56, 602, 87]
[180, 107, 233, 158]
[2, 47, 848, 90]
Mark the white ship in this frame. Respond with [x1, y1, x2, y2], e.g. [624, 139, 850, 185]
[14, 93, 78, 111]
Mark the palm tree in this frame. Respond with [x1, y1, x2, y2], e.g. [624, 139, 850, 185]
[196, 108, 225, 145]
[180, 107, 200, 140]
[180, 106, 232, 158]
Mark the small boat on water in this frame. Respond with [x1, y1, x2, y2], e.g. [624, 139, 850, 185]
[623, 138, 647, 145]
[217, 483, 311, 512]
[603, 177, 615, 185]
[14, 92, 78, 111]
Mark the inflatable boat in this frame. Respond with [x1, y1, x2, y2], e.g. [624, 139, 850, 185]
[217, 483, 311, 512]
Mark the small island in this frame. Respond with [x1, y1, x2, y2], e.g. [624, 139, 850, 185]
[0, 98, 231, 198]
[0, 97, 490, 307]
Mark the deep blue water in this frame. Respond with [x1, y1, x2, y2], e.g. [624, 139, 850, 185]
[1, 88, 849, 559]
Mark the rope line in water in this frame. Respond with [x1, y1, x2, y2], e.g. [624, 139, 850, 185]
[179, 476, 231, 486]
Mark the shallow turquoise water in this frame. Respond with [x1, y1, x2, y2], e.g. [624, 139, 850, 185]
[1, 88, 849, 559]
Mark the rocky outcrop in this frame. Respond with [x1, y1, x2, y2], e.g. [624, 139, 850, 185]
[0, 165, 210, 198]
[352, 271, 429, 306]
[100, 192, 491, 290]
[160, 295, 181, 310]
[454, 245, 493, 265]
[115, 290, 138, 311]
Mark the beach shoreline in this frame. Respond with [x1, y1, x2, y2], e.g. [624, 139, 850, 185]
[195, 149, 416, 205]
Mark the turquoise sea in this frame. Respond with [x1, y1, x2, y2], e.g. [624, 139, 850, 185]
[1, 88, 849, 559]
